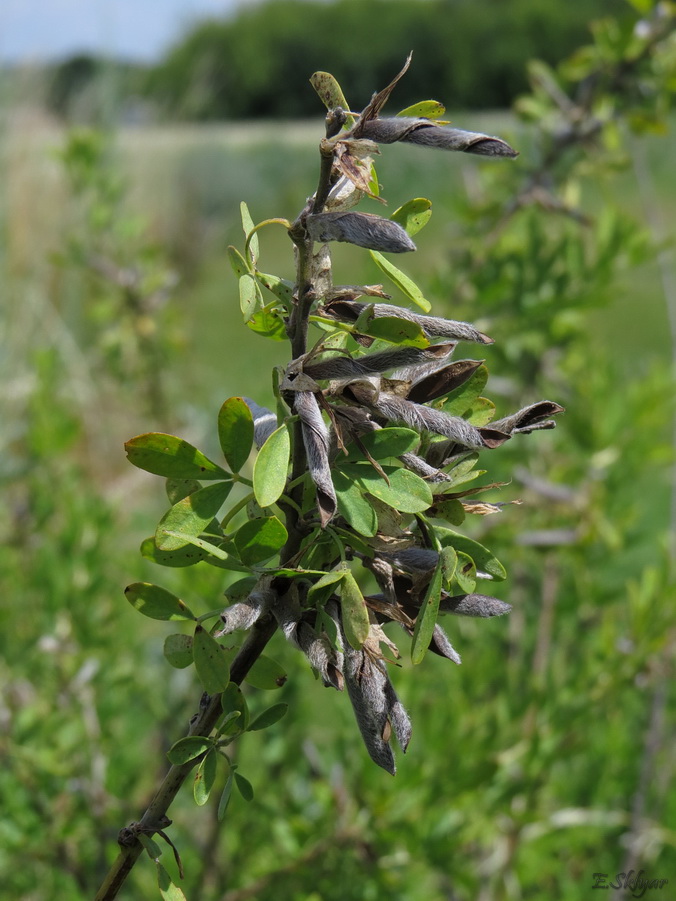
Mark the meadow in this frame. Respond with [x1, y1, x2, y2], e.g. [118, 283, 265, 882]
[2, 94, 676, 900]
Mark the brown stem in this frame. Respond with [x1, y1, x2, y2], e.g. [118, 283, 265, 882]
[93, 615, 277, 901]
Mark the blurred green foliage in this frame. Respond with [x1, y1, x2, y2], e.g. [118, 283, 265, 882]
[2, 3, 676, 900]
[45, 0, 628, 122]
[146, 0, 627, 119]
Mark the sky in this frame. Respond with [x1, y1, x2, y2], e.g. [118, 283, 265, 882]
[0, 0, 259, 64]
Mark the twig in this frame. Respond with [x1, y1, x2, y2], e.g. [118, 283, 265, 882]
[93, 615, 277, 901]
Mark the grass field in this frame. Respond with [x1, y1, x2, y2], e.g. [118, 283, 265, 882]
[2, 106, 676, 900]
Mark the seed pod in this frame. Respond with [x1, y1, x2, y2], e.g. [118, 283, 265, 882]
[429, 623, 462, 664]
[220, 583, 275, 633]
[305, 344, 454, 381]
[343, 644, 397, 774]
[439, 593, 512, 617]
[322, 299, 493, 344]
[307, 211, 416, 253]
[399, 452, 452, 482]
[295, 391, 337, 528]
[359, 117, 518, 158]
[243, 397, 278, 449]
[491, 401, 565, 435]
[346, 386, 509, 450]
[406, 360, 486, 405]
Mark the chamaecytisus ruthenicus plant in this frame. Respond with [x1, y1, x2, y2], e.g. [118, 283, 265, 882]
[101, 55, 563, 900]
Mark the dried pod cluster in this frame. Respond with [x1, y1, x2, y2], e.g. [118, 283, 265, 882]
[128, 57, 562, 775]
[218, 57, 563, 773]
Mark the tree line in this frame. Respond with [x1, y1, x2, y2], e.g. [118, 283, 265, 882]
[46, 0, 629, 121]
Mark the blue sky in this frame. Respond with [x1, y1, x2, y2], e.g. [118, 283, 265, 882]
[0, 0, 257, 63]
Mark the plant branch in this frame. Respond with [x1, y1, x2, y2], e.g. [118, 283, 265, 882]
[93, 614, 277, 901]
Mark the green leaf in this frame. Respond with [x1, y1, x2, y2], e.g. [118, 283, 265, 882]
[465, 396, 496, 426]
[124, 582, 196, 621]
[233, 516, 288, 566]
[253, 424, 290, 507]
[166, 478, 202, 505]
[437, 528, 507, 580]
[193, 625, 231, 693]
[156, 862, 187, 901]
[239, 273, 262, 320]
[224, 576, 259, 603]
[125, 433, 229, 480]
[344, 427, 420, 462]
[333, 469, 378, 537]
[340, 571, 370, 649]
[307, 569, 346, 606]
[256, 271, 294, 308]
[141, 536, 211, 568]
[155, 481, 233, 551]
[441, 452, 483, 489]
[246, 305, 287, 340]
[221, 682, 250, 732]
[240, 201, 259, 265]
[355, 313, 428, 347]
[234, 772, 255, 802]
[430, 497, 466, 526]
[390, 198, 433, 237]
[454, 551, 477, 593]
[245, 654, 288, 690]
[438, 365, 489, 417]
[166, 735, 215, 765]
[163, 533, 245, 569]
[194, 748, 218, 806]
[218, 397, 254, 473]
[309, 71, 354, 126]
[369, 251, 431, 312]
[227, 244, 250, 278]
[411, 559, 443, 664]
[248, 702, 289, 732]
[396, 100, 446, 119]
[163, 633, 194, 669]
[138, 834, 163, 860]
[343, 464, 433, 513]
[440, 545, 458, 587]
[217, 772, 234, 820]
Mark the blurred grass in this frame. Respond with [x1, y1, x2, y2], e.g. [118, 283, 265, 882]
[2, 111, 675, 900]
[6, 112, 674, 422]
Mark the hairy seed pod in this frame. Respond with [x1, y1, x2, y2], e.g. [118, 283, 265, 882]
[439, 593, 512, 617]
[243, 397, 278, 449]
[406, 360, 486, 405]
[305, 344, 454, 381]
[491, 401, 565, 435]
[399, 452, 452, 481]
[348, 387, 509, 450]
[343, 644, 397, 774]
[295, 391, 337, 527]
[307, 211, 416, 253]
[359, 117, 518, 158]
[220, 584, 275, 633]
[429, 623, 462, 664]
[322, 299, 493, 344]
